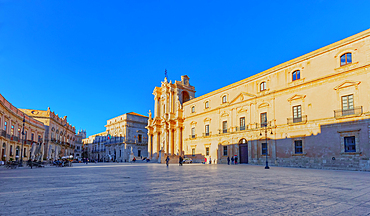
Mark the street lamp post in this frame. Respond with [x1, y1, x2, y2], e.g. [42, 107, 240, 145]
[19, 116, 25, 167]
[260, 121, 273, 169]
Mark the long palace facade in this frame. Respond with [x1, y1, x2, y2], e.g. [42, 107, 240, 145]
[149, 28, 370, 171]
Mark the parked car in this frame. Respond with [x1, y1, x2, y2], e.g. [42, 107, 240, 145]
[183, 158, 193, 164]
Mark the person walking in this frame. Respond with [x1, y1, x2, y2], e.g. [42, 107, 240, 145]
[235, 156, 238, 164]
[209, 157, 212, 164]
[227, 156, 230, 165]
[166, 156, 170, 167]
[179, 156, 183, 166]
[231, 156, 234, 165]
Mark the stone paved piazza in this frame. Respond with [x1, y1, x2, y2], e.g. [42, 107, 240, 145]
[1, 163, 370, 215]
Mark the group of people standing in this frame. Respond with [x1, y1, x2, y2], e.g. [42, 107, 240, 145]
[227, 156, 238, 165]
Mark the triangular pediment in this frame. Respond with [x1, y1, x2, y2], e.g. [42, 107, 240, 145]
[288, 94, 306, 102]
[229, 92, 256, 104]
[334, 81, 361, 90]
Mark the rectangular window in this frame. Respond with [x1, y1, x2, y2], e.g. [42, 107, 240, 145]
[206, 147, 209, 156]
[294, 140, 303, 154]
[191, 106, 195, 113]
[191, 127, 195, 138]
[25, 131, 27, 140]
[11, 125, 14, 135]
[4, 121, 7, 131]
[192, 148, 195, 156]
[223, 146, 227, 156]
[205, 125, 209, 136]
[138, 134, 142, 143]
[342, 94, 354, 115]
[205, 101, 209, 109]
[31, 133, 34, 141]
[260, 113, 267, 127]
[18, 129, 21, 139]
[24, 148, 27, 157]
[293, 105, 302, 123]
[344, 136, 356, 152]
[262, 143, 268, 155]
[222, 121, 227, 133]
[240, 117, 245, 130]
[10, 145, 13, 156]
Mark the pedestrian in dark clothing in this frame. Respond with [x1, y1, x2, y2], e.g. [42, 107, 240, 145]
[179, 156, 183, 166]
[231, 156, 234, 164]
[227, 156, 230, 165]
[235, 156, 238, 164]
[28, 159, 33, 169]
[166, 156, 170, 167]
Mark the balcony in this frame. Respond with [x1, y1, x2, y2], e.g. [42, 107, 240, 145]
[287, 115, 308, 125]
[202, 132, 212, 137]
[0, 130, 6, 137]
[218, 129, 229, 134]
[235, 126, 247, 131]
[334, 106, 363, 118]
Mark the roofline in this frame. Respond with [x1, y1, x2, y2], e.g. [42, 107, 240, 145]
[184, 28, 370, 105]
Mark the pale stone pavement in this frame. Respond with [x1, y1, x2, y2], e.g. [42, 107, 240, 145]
[1, 163, 370, 216]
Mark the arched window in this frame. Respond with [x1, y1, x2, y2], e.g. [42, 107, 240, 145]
[340, 53, 352, 66]
[260, 82, 266, 91]
[292, 70, 300, 81]
[239, 138, 247, 144]
[182, 91, 190, 103]
[222, 95, 227, 103]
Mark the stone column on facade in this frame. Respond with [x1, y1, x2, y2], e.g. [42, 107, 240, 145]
[253, 139, 258, 162]
[148, 133, 152, 158]
[153, 132, 158, 159]
[176, 127, 181, 155]
[154, 96, 158, 118]
[169, 129, 173, 155]
[169, 91, 173, 113]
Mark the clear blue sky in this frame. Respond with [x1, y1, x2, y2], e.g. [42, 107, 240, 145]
[1, 0, 369, 136]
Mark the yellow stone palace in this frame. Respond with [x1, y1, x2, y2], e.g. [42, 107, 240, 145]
[149, 28, 370, 170]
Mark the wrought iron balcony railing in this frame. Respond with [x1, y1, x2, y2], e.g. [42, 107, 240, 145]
[189, 134, 197, 139]
[203, 132, 211, 137]
[0, 130, 6, 137]
[287, 115, 307, 125]
[334, 106, 362, 118]
[218, 129, 229, 134]
[235, 126, 247, 131]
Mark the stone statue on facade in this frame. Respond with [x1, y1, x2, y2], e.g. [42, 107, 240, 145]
[148, 110, 152, 120]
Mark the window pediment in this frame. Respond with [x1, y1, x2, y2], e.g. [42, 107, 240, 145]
[229, 92, 256, 104]
[221, 111, 229, 117]
[258, 102, 269, 109]
[334, 81, 361, 91]
[203, 118, 211, 123]
[237, 106, 248, 113]
[288, 94, 306, 102]
[190, 121, 197, 126]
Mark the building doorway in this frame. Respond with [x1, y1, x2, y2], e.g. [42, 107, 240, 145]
[239, 138, 248, 164]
